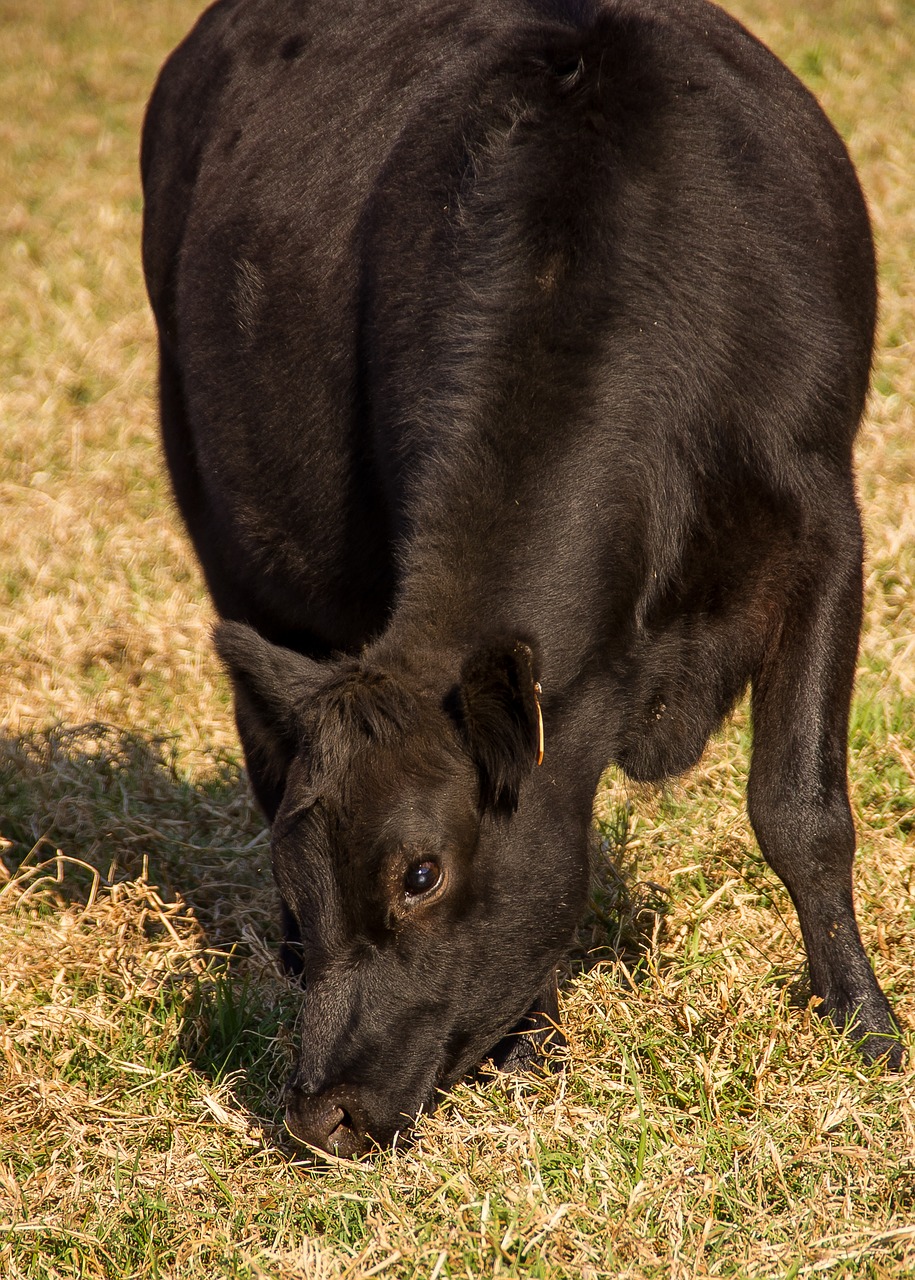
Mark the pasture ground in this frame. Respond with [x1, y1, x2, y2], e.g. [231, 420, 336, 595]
[1, 1, 913, 1276]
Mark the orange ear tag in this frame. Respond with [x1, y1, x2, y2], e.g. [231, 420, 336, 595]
[534, 681, 544, 766]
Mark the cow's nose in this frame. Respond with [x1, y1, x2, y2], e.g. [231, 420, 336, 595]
[285, 1086, 370, 1158]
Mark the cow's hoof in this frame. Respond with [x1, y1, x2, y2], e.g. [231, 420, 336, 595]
[486, 1010, 566, 1074]
[824, 992, 904, 1069]
[858, 1033, 905, 1070]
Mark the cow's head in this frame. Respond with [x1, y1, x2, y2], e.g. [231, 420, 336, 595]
[214, 622, 588, 1156]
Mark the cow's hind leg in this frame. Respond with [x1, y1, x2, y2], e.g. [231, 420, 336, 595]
[747, 518, 901, 1066]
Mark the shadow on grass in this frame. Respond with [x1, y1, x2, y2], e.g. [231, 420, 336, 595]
[0, 721, 300, 1133]
[0, 721, 268, 925]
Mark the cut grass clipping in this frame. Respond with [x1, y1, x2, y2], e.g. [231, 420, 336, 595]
[2, 1, 914, 1277]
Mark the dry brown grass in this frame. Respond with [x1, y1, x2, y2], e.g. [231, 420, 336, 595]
[1, 1, 914, 1276]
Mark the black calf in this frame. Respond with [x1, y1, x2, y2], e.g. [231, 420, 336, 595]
[142, 0, 900, 1156]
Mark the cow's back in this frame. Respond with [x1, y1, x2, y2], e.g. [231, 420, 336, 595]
[142, 0, 875, 683]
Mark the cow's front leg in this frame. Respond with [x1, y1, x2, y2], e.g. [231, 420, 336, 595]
[747, 520, 901, 1066]
[487, 969, 564, 1072]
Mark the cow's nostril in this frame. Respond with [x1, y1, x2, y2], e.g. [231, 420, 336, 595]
[286, 1090, 368, 1158]
[326, 1105, 354, 1148]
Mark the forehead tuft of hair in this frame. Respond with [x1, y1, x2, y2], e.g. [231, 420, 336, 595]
[306, 664, 421, 774]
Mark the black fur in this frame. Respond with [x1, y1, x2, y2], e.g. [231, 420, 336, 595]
[142, 0, 900, 1156]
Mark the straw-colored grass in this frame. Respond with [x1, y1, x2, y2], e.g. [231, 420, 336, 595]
[1, 1, 913, 1276]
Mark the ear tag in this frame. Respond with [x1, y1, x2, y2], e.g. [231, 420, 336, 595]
[534, 681, 544, 766]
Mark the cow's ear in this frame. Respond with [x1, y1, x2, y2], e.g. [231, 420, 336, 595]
[213, 621, 322, 818]
[454, 640, 541, 816]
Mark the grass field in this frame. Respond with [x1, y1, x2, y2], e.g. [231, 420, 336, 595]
[1, 1, 914, 1276]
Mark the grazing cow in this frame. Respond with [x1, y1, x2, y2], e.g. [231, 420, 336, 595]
[141, 0, 900, 1156]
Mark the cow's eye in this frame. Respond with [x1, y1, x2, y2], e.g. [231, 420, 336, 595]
[404, 859, 442, 898]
